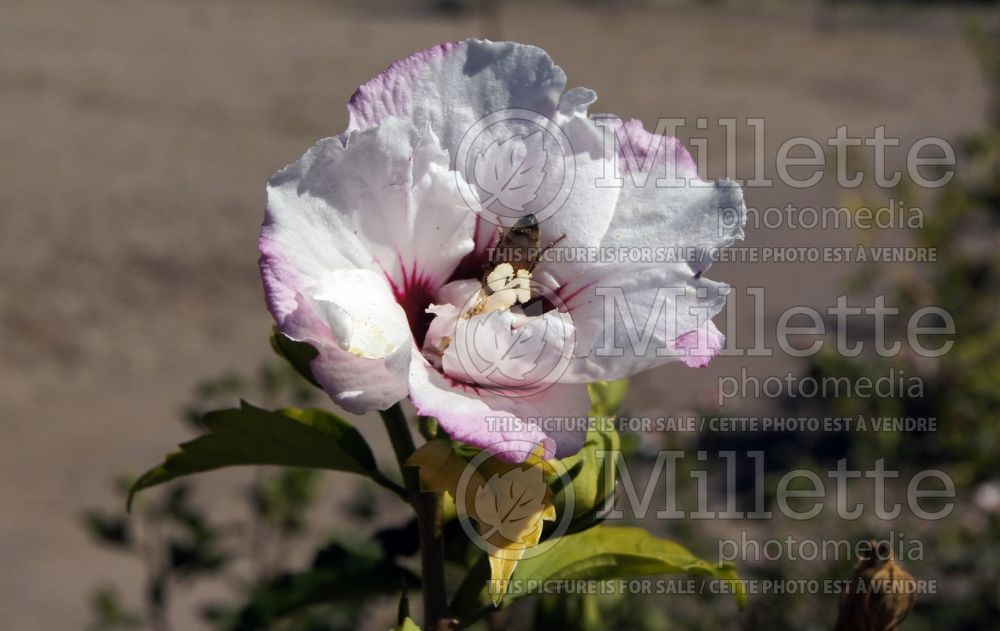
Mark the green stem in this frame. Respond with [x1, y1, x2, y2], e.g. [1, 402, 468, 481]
[380, 404, 452, 629]
[381, 403, 416, 469]
[413, 488, 450, 627]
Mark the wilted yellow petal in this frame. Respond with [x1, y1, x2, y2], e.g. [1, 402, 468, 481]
[406, 439, 485, 508]
[406, 440, 557, 607]
[477, 462, 556, 606]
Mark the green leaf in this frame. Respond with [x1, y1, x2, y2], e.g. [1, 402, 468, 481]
[510, 525, 745, 609]
[552, 419, 620, 528]
[129, 402, 398, 510]
[548, 382, 625, 530]
[270, 327, 321, 388]
[587, 380, 628, 417]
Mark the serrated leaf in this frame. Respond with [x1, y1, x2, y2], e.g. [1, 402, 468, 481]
[474, 131, 547, 211]
[128, 402, 385, 510]
[509, 525, 746, 609]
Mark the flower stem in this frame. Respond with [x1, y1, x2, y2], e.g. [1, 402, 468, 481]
[380, 404, 452, 629]
[413, 486, 451, 628]
[381, 403, 416, 468]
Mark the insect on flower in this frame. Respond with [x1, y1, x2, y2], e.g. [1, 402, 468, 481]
[465, 214, 566, 318]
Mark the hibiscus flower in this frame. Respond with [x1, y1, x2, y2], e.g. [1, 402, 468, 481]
[259, 39, 745, 462]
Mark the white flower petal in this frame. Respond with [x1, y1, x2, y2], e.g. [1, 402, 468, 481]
[442, 307, 575, 389]
[278, 273, 411, 413]
[530, 116, 745, 284]
[408, 352, 591, 461]
[305, 269, 411, 359]
[263, 118, 474, 309]
[261, 119, 476, 411]
[557, 262, 729, 382]
[347, 39, 568, 157]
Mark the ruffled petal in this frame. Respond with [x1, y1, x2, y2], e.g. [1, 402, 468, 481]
[262, 117, 475, 351]
[263, 117, 474, 302]
[452, 85, 614, 276]
[529, 116, 745, 284]
[408, 354, 591, 462]
[672, 320, 726, 368]
[348, 39, 567, 156]
[556, 262, 730, 382]
[262, 118, 478, 410]
[523, 116, 744, 379]
[593, 118, 744, 276]
[521, 113, 621, 284]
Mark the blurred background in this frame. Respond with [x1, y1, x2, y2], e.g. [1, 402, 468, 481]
[2, 0, 998, 629]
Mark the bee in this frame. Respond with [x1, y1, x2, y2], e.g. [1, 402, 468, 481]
[490, 213, 564, 273]
[465, 214, 565, 317]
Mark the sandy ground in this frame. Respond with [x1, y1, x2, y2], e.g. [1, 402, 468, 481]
[0, 0, 988, 628]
